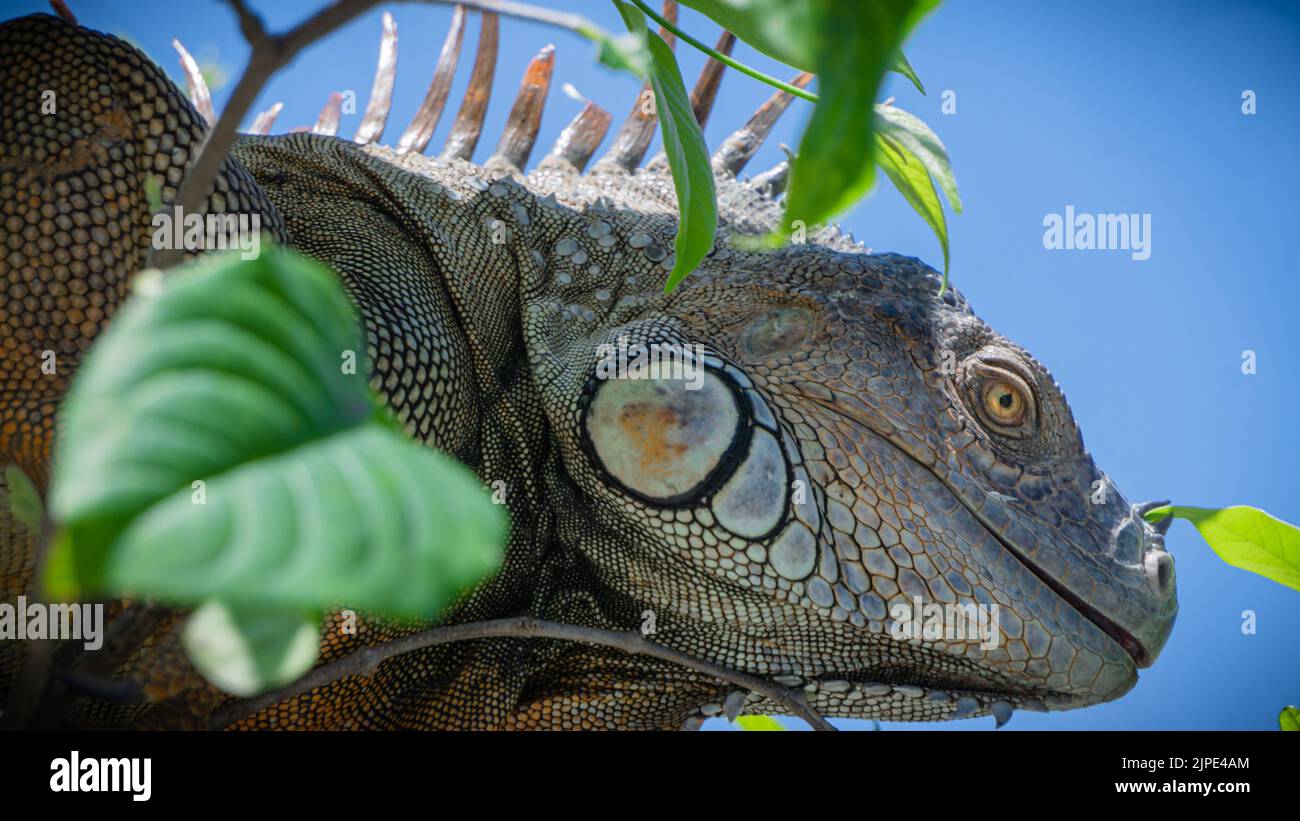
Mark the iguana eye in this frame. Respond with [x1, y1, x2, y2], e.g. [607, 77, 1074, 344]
[961, 356, 1038, 438]
[982, 380, 1026, 424]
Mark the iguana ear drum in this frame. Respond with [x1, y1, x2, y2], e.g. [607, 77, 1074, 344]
[579, 353, 793, 542]
[581, 365, 745, 506]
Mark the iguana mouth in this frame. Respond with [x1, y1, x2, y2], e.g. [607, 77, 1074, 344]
[808, 395, 1149, 669]
[966, 512, 1150, 667]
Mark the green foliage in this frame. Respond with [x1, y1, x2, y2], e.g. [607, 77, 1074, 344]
[876, 131, 947, 282]
[875, 103, 961, 288]
[736, 714, 786, 730]
[585, 25, 652, 77]
[143, 174, 163, 212]
[611, 0, 954, 288]
[198, 60, 228, 93]
[182, 600, 321, 696]
[102, 425, 503, 618]
[679, 0, 822, 70]
[614, 1, 718, 294]
[779, 1, 938, 245]
[3, 464, 43, 534]
[1145, 505, 1300, 592]
[876, 104, 960, 212]
[1280, 706, 1300, 731]
[892, 50, 925, 95]
[45, 249, 506, 693]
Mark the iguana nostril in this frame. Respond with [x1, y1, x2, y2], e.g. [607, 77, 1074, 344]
[1143, 550, 1175, 597]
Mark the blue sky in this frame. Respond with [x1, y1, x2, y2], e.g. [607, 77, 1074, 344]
[9, 0, 1297, 730]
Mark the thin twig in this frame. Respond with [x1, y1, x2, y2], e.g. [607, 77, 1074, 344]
[145, 0, 621, 270]
[628, 0, 819, 103]
[210, 617, 836, 731]
[146, 0, 387, 269]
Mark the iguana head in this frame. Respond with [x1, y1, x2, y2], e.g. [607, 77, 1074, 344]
[520, 177, 1178, 721]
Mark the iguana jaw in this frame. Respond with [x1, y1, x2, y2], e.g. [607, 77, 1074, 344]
[808, 392, 1167, 696]
[991, 524, 1151, 667]
[957, 498, 1150, 667]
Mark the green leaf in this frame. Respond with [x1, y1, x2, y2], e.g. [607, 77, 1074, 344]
[1280, 706, 1300, 731]
[198, 61, 228, 94]
[581, 24, 651, 77]
[47, 248, 505, 619]
[678, 0, 820, 71]
[181, 600, 320, 696]
[876, 131, 948, 281]
[3, 464, 44, 534]
[1145, 505, 1300, 592]
[106, 425, 503, 618]
[736, 714, 786, 731]
[680, 3, 928, 96]
[892, 50, 925, 95]
[48, 249, 370, 594]
[876, 103, 961, 212]
[143, 175, 163, 212]
[614, 1, 717, 293]
[780, 1, 939, 241]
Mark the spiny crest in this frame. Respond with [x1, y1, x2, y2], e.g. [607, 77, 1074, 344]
[171, 1, 865, 248]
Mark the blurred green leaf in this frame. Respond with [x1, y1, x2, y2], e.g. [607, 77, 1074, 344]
[614, 1, 717, 293]
[678, 0, 820, 71]
[182, 600, 320, 696]
[780, 1, 939, 241]
[892, 50, 925, 95]
[106, 425, 502, 618]
[736, 714, 786, 731]
[1280, 705, 1300, 731]
[3, 464, 43, 534]
[1145, 505, 1300, 592]
[679, 3, 930, 95]
[198, 61, 228, 93]
[583, 24, 652, 76]
[46, 249, 504, 619]
[48, 249, 370, 594]
[143, 175, 163, 212]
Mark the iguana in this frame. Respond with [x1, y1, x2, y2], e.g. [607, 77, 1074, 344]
[0, 6, 1177, 730]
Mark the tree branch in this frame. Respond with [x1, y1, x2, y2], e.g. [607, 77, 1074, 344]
[210, 617, 836, 731]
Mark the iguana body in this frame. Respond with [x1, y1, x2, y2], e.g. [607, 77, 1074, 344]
[0, 10, 1177, 729]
